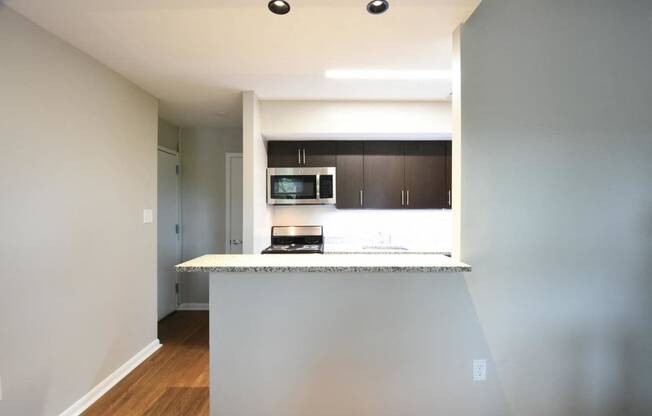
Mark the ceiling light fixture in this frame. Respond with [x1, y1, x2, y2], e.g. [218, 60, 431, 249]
[325, 69, 452, 80]
[268, 0, 290, 15]
[367, 0, 389, 15]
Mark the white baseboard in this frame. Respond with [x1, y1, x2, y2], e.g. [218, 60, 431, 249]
[59, 339, 162, 416]
[177, 302, 209, 311]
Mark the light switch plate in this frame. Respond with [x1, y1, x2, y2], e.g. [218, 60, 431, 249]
[0, 375, 3, 400]
[143, 209, 153, 224]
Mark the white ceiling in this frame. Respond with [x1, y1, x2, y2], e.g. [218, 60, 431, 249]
[5, 0, 480, 127]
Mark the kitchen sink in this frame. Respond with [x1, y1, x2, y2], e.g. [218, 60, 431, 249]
[362, 245, 408, 251]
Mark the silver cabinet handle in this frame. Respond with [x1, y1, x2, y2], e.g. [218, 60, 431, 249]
[401, 190, 405, 206]
[297, 148, 301, 165]
[406, 190, 410, 206]
[359, 189, 363, 206]
[448, 190, 451, 206]
[230, 239, 242, 245]
[302, 148, 306, 165]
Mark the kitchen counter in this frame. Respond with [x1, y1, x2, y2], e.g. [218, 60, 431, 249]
[176, 253, 470, 273]
[184, 252, 476, 416]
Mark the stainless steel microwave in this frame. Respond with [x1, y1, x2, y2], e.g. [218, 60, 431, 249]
[267, 167, 336, 205]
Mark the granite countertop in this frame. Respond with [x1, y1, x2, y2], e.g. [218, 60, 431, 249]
[176, 253, 471, 273]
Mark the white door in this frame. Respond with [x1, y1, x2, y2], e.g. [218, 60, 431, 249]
[227, 155, 243, 254]
[157, 149, 180, 320]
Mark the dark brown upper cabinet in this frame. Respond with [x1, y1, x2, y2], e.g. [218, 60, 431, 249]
[336, 142, 364, 209]
[267, 141, 301, 167]
[445, 141, 452, 206]
[302, 141, 336, 167]
[404, 141, 450, 209]
[363, 141, 405, 209]
[267, 141, 335, 167]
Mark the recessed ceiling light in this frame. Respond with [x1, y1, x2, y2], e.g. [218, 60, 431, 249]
[325, 69, 451, 80]
[268, 0, 290, 15]
[367, 0, 389, 15]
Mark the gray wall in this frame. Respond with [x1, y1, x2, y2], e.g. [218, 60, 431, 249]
[0, 5, 158, 416]
[210, 272, 508, 416]
[179, 126, 242, 303]
[460, 0, 652, 415]
[158, 118, 179, 150]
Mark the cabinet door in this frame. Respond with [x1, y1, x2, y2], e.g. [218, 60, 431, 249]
[336, 142, 364, 209]
[363, 141, 405, 209]
[267, 141, 304, 167]
[446, 141, 452, 208]
[404, 141, 449, 209]
[303, 141, 336, 167]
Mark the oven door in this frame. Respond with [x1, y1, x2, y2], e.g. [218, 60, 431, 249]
[267, 167, 336, 205]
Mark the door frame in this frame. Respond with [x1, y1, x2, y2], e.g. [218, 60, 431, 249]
[225, 152, 243, 254]
[157, 145, 181, 308]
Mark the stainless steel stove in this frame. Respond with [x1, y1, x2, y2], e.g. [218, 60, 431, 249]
[261, 226, 324, 254]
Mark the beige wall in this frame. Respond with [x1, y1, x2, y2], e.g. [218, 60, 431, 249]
[158, 118, 179, 150]
[178, 126, 242, 303]
[242, 92, 272, 254]
[0, 5, 158, 415]
[260, 100, 451, 139]
[459, 0, 652, 414]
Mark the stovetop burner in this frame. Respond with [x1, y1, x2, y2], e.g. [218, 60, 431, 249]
[263, 244, 323, 253]
[261, 226, 324, 254]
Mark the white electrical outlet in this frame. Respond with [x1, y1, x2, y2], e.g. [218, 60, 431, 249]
[473, 359, 487, 381]
[143, 209, 153, 224]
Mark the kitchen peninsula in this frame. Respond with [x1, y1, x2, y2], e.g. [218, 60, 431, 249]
[177, 254, 480, 416]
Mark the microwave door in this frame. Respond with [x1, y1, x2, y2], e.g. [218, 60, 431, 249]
[269, 174, 318, 204]
[267, 167, 336, 205]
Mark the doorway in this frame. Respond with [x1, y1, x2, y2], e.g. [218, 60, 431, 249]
[157, 147, 181, 320]
[225, 153, 243, 254]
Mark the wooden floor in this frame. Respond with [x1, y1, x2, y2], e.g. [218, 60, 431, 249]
[83, 311, 209, 416]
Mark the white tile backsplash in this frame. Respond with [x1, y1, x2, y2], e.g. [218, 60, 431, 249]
[271, 205, 452, 252]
